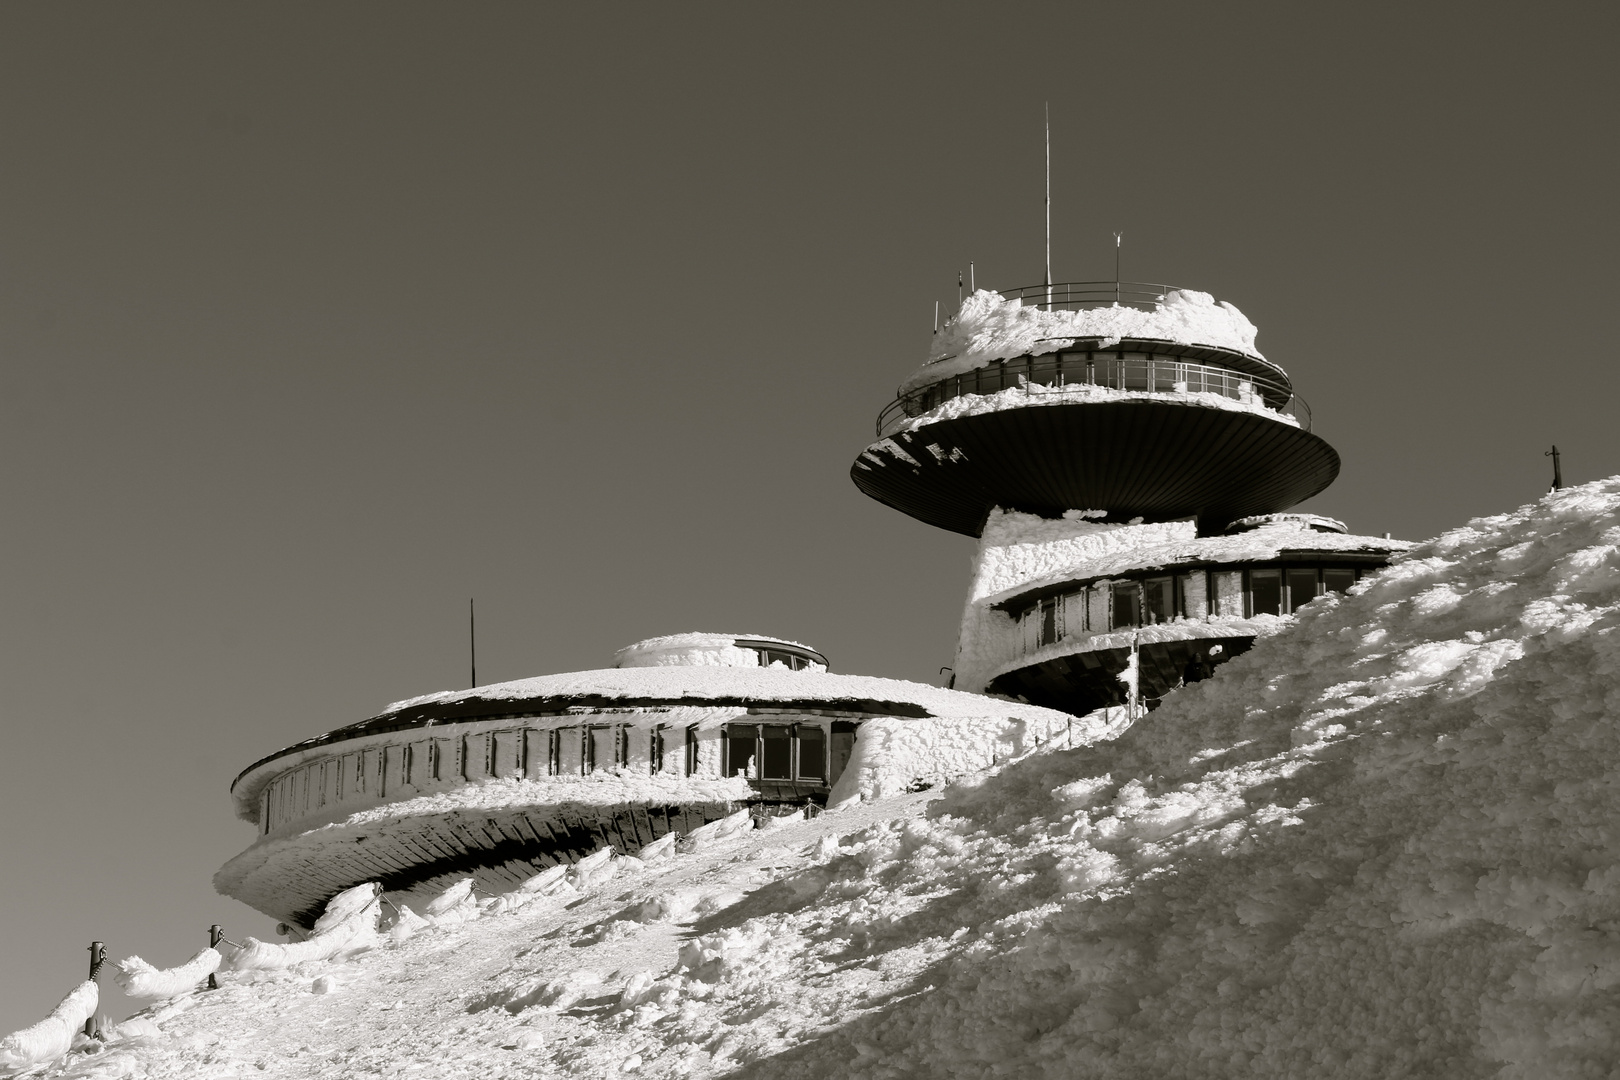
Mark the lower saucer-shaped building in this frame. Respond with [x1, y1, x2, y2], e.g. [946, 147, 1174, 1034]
[216, 633, 1077, 927]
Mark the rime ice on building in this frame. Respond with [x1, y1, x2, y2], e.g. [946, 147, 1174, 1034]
[852, 283, 1410, 713]
[215, 633, 1073, 927]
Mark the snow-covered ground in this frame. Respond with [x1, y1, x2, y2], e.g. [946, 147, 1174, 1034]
[14, 477, 1620, 1078]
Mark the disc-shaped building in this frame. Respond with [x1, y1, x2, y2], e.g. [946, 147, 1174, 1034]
[852, 282, 1408, 712]
[215, 633, 1076, 926]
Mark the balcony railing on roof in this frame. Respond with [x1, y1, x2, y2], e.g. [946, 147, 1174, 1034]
[993, 280, 1179, 312]
[877, 352, 1312, 438]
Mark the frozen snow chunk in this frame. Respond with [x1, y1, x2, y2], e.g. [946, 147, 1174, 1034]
[387, 904, 430, 944]
[677, 808, 753, 854]
[508, 1029, 546, 1050]
[310, 974, 340, 995]
[677, 927, 765, 983]
[0, 981, 98, 1069]
[423, 878, 481, 925]
[230, 915, 376, 971]
[313, 882, 381, 934]
[637, 833, 678, 863]
[567, 847, 618, 891]
[114, 947, 222, 1000]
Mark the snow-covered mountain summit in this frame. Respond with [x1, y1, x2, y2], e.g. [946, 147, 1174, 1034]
[18, 478, 1620, 1078]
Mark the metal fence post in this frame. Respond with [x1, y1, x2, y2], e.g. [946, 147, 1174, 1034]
[208, 926, 223, 990]
[85, 942, 105, 1037]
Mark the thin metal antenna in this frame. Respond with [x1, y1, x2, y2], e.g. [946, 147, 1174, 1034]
[469, 598, 477, 688]
[934, 300, 939, 332]
[970, 261, 975, 292]
[958, 271, 963, 309]
[1114, 232, 1122, 304]
[1044, 103, 1052, 307]
[1546, 445, 1564, 490]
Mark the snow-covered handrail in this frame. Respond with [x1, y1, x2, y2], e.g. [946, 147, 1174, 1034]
[878, 353, 1311, 437]
[994, 280, 1178, 313]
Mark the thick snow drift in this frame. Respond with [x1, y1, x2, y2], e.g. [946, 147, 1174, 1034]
[902, 288, 1268, 395]
[0, 981, 97, 1070]
[113, 949, 221, 1001]
[26, 479, 1620, 1079]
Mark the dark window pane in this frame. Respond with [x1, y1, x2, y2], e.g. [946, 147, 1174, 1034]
[797, 725, 826, 781]
[1144, 578, 1174, 624]
[829, 721, 859, 786]
[1323, 569, 1356, 596]
[761, 725, 793, 780]
[1286, 569, 1319, 612]
[1250, 570, 1282, 616]
[1040, 599, 1057, 645]
[1112, 583, 1141, 628]
[685, 725, 699, 777]
[726, 724, 757, 779]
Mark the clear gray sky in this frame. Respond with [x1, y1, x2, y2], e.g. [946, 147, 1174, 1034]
[1, 2, 1614, 1030]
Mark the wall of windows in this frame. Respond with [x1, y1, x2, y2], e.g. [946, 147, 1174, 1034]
[1013, 564, 1372, 656]
[259, 720, 712, 835]
[258, 714, 860, 835]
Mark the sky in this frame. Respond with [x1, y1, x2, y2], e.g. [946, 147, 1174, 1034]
[1, 1, 1615, 1032]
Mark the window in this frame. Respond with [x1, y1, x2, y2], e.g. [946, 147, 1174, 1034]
[652, 725, 666, 774]
[761, 725, 793, 780]
[1143, 577, 1175, 624]
[722, 722, 834, 786]
[1112, 583, 1141, 629]
[797, 724, 826, 781]
[726, 724, 758, 778]
[1249, 570, 1282, 616]
[1286, 569, 1320, 612]
[1323, 569, 1357, 596]
[587, 726, 618, 773]
[685, 725, 699, 777]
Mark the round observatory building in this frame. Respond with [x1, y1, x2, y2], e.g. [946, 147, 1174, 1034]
[216, 633, 1075, 927]
[852, 282, 1408, 713]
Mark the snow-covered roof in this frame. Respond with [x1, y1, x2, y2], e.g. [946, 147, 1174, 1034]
[984, 522, 1413, 610]
[612, 632, 826, 669]
[901, 288, 1275, 396]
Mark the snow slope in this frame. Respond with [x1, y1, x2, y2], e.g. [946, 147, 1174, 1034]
[19, 478, 1620, 1079]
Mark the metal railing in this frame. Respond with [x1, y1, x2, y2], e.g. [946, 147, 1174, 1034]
[877, 352, 1311, 437]
[993, 280, 1178, 312]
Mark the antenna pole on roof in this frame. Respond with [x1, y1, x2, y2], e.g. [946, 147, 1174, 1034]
[1044, 103, 1052, 309]
[970, 261, 975, 293]
[1546, 445, 1564, 491]
[469, 598, 477, 688]
[1114, 232, 1122, 305]
[958, 271, 963, 310]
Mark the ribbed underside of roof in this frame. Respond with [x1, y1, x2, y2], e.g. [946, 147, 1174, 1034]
[851, 400, 1341, 537]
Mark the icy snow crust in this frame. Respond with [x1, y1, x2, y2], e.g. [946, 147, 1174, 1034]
[32, 478, 1620, 1078]
[901, 288, 1270, 396]
[613, 634, 824, 670]
[381, 666, 1062, 720]
[984, 518, 1414, 609]
[886, 376, 1299, 438]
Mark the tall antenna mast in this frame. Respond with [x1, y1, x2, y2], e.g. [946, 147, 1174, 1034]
[1114, 232, 1122, 304]
[469, 598, 477, 688]
[1546, 445, 1564, 491]
[1044, 103, 1052, 307]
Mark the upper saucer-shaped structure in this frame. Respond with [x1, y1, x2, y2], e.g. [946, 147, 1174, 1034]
[851, 284, 1341, 536]
[215, 633, 1075, 926]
